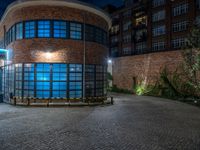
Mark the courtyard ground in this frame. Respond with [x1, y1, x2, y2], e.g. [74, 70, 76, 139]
[0, 93, 200, 150]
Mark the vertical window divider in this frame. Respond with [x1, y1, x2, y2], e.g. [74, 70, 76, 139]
[21, 63, 24, 100]
[13, 64, 16, 97]
[34, 63, 37, 98]
[50, 64, 53, 98]
[67, 64, 70, 100]
[35, 20, 38, 38]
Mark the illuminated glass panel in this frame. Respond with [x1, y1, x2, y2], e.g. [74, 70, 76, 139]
[53, 21, 67, 38]
[70, 23, 82, 40]
[16, 23, 23, 39]
[38, 21, 50, 38]
[25, 21, 35, 38]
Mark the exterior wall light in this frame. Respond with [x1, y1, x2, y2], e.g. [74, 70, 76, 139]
[108, 59, 112, 64]
[45, 52, 52, 59]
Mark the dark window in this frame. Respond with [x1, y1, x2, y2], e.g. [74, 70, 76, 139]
[25, 21, 35, 38]
[95, 28, 102, 44]
[38, 21, 50, 38]
[85, 25, 94, 41]
[11, 25, 16, 42]
[53, 21, 67, 38]
[70, 23, 82, 40]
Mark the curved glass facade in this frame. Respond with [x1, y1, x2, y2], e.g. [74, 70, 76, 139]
[2, 63, 107, 102]
[5, 20, 108, 46]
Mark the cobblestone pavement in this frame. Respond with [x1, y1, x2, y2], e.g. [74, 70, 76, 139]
[0, 93, 200, 150]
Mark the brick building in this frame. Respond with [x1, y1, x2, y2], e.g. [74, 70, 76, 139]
[109, 0, 200, 90]
[0, 0, 111, 103]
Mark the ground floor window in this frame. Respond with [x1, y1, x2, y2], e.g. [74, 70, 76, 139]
[2, 63, 107, 101]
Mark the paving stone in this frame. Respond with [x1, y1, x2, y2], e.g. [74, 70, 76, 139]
[0, 93, 200, 150]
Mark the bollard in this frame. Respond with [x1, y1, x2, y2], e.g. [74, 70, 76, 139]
[111, 97, 114, 105]
[27, 98, 30, 106]
[14, 97, 17, 106]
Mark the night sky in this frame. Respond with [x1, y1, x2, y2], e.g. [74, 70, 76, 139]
[0, 0, 123, 19]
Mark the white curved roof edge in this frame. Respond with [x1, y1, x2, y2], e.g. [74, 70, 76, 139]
[0, 0, 112, 28]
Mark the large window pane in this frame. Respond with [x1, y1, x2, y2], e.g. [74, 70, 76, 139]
[25, 21, 35, 38]
[16, 23, 23, 39]
[70, 23, 82, 40]
[38, 21, 50, 38]
[53, 21, 67, 38]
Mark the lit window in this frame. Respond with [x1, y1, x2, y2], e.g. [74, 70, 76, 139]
[152, 0, 165, 7]
[152, 10, 165, 22]
[172, 38, 186, 48]
[38, 21, 50, 38]
[25, 21, 35, 38]
[70, 23, 82, 40]
[53, 21, 67, 38]
[16, 22, 23, 40]
[172, 21, 188, 32]
[152, 41, 165, 51]
[152, 25, 166, 37]
[173, 3, 189, 16]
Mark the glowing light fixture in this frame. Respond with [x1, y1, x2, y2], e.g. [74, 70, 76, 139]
[108, 59, 112, 64]
[45, 52, 52, 59]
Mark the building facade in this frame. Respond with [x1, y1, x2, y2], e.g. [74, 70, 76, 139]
[109, 0, 200, 90]
[0, 0, 111, 103]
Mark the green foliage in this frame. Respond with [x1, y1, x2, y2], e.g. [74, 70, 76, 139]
[107, 72, 113, 81]
[182, 25, 200, 96]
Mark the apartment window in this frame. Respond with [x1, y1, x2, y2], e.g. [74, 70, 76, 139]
[123, 34, 131, 43]
[172, 38, 186, 48]
[153, 25, 166, 37]
[25, 21, 35, 38]
[111, 47, 118, 57]
[152, 41, 165, 51]
[38, 21, 51, 38]
[111, 36, 118, 44]
[123, 21, 132, 31]
[173, 3, 189, 16]
[110, 25, 119, 34]
[136, 42, 147, 54]
[197, 0, 200, 9]
[152, 10, 165, 22]
[172, 21, 188, 32]
[70, 23, 82, 40]
[53, 21, 67, 38]
[16, 22, 23, 40]
[135, 29, 147, 42]
[136, 16, 147, 26]
[153, 0, 165, 7]
[123, 47, 131, 55]
[123, 10, 132, 18]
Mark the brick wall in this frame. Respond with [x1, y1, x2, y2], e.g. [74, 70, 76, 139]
[112, 50, 183, 90]
[0, 4, 109, 65]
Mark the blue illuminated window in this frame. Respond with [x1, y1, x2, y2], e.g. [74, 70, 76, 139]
[38, 21, 50, 38]
[25, 21, 35, 38]
[70, 23, 82, 39]
[53, 21, 67, 38]
[16, 23, 23, 39]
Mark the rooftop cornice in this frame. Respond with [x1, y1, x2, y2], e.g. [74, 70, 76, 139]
[0, 0, 112, 28]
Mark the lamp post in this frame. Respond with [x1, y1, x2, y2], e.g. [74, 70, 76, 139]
[82, 12, 86, 102]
